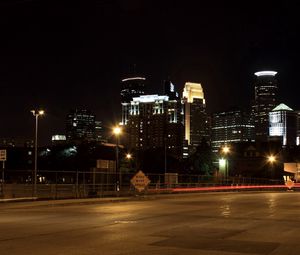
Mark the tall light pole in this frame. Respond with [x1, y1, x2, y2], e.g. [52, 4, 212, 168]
[267, 154, 276, 179]
[126, 153, 132, 172]
[222, 145, 230, 178]
[113, 126, 122, 192]
[31, 109, 44, 197]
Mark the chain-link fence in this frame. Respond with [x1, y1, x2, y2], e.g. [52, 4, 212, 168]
[0, 170, 285, 199]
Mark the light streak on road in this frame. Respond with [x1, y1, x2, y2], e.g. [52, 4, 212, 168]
[149, 183, 300, 193]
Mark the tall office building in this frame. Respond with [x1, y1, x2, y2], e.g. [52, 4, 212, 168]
[211, 109, 255, 153]
[269, 103, 297, 146]
[252, 71, 278, 142]
[127, 88, 183, 158]
[95, 120, 105, 142]
[66, 109, 95, 143]
[121, 76, 146, 125]
[163, 79, 179, 100]
[182, 82, 209, 151]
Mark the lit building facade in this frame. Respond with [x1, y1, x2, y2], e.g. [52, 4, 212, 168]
[252, 71, 278, 142]
[121, 76, 146, 125]
[127, 92, 183, 158]
[182, 82, 209, 153]
[51, 135, 67, 145]
[66, 109, 95, 143]
[95, 120, 105, 142]
[211, 109, 255, 153]
[269, 103, 297, 146]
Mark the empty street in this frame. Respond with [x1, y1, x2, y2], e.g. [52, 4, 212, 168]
[1, 192, 300, 255]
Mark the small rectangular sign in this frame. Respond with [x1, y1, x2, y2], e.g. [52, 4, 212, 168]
[0, 150, 7, 161]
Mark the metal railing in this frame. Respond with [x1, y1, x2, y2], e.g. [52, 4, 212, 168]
[0, 170, 285, 199]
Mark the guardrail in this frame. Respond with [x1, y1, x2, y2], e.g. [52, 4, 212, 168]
[0, 170, 286, 199]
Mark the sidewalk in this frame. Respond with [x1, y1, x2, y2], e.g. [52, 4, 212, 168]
[0, 187, 290, 209]
[0, 196, 139, 209]
[0, 192, 220, 209]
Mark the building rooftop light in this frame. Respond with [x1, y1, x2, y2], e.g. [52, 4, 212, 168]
[254, 71, 277, 77]
[132, 95, 169, 103]
[272, 103, 294, 112]
[121, 77, 146, 82]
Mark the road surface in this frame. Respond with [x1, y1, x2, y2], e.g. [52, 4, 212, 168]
[1, 192, 300, 255]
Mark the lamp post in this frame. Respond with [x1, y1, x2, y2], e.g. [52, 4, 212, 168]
[31, 109, 44, 197]
[222, 145, 230, 179]
[126, 153, 132, 172]
[267, 154, 276, 179]
[113, 126, 122, 192]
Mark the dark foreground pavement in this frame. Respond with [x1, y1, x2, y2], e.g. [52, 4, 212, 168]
[1, 192, 300, 255]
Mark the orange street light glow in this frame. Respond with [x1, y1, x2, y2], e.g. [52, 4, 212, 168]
[113, 126, 122, 136]
[222, 146, 230, 154]
[268, 155, 276, 163]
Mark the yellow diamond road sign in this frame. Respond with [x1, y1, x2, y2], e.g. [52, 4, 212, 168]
[0, 150, 6, 161]
[131, 171, 150, 192]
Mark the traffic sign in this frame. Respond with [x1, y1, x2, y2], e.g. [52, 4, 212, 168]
[285, 179, 295, 190]
[0, 150, 6, 161]
[131, 171, 150, 192]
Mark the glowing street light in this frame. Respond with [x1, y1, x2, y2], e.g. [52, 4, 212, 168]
[267, 154, 277, 179]
[221, 145, 230, 178]
[268, 155, 276, 164]
[31, 109, 45, 197]
[113, 126, 122, 136]
[113, 125, 122, 191]
[222, 145, 230, 154]
[126, 153, 132, 160]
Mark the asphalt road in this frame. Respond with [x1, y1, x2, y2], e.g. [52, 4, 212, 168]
[1, 192, 300, 255]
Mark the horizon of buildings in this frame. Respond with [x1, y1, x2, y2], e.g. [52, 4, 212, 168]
[119, 70, 300, 162]
[1, 70, 300, 156]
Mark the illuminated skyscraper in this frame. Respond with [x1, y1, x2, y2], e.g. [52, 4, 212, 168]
[95, 120, 105, 142]
[182, 82, 209, 151]
[211, 109, 255, 153]
[66, 109, 95, 143]
[121, 76, 146, 125]
[164, 79, 179, 100]
[127, 89, 183, 159]
[269, 103, 297, 146]
[252, 71, 278, 142]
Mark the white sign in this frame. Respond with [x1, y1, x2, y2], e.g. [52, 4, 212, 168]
[131, 171, 150, 192]
[0, 150, 6, 161]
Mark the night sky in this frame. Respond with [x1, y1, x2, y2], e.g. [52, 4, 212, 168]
[0, 0, 299, 145]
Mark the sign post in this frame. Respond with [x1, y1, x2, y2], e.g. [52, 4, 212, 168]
[0, 150, 6, 184]
[0, 149, 6, 197]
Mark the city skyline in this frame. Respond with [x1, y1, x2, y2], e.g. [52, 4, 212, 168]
[0, 1, 299, 145]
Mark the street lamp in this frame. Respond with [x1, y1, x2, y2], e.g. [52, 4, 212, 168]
[221, 145, 230, 178]
[267, 154, 276, 179]
[222, 146, 230, 154]
[126, 153, 132, 160]
[113, 126, 122, 192]
[31, 109, 44, 197]
[268, 155, 276, 164]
